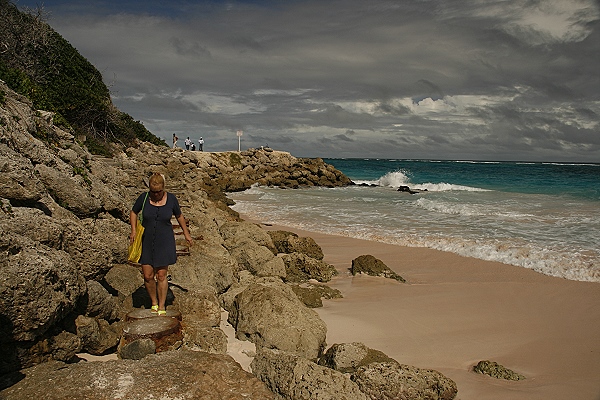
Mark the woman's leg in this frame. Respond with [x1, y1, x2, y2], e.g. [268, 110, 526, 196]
[141, 264, 158, 307]
[155, 266, 169, 310]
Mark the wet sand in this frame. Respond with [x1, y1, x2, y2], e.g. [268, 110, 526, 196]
[254, 219, 600, 400]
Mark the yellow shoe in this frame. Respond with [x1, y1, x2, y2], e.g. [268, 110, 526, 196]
[150, 305, 159, 313]
[157, 310, 167, 316]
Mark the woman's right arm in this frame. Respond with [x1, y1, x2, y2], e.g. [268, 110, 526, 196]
[129, 210, 138, 244]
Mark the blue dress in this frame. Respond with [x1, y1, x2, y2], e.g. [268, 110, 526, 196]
[132, 192, 181, 267]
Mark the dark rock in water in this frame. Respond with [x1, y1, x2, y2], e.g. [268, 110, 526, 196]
[251, 347, 367, 400]
[473, 360, 526, 380]
[351, 362, 458, 400]
[318, 342, 398, 373]
[0, 350, 275, 399]
[398, 185, 427, 194]
[351, 254, 406, 282]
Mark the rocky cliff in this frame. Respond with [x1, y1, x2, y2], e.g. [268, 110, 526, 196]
[0, 80, 456, 399]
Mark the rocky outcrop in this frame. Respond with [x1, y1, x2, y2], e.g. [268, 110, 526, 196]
[351, 254, 406, 282]
[251, 347, 367, 400]
[1, 80, 458, 399]
[0, 351, 275, 399]
[473, 360, 526, 380]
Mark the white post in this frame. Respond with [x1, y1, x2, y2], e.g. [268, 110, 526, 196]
[236, 130, 243, 152]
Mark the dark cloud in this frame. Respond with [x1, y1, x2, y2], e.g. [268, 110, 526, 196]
[16, 0, 600, 161]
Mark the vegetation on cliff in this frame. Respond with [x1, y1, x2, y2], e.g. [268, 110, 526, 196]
[0, 0, 166, 155]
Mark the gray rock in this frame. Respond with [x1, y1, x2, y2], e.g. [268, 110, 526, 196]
[230, 278, 327, 360]
[473, 360, 526, 380]
[220, 220, 277, 254]
[173, 287, 221, 328]
[75, 315, 120, 355]
[169, 243, 237, 294]
[118, 338, 156, 360]
[251, 347, 368, 400]
[281, 252, 337, 282]
[351, 254, 405, 282]
[182, 324, 228, 354]
[104, 264, 143, 297]
[318, 342, 398, 373]
[84, 280, 118, 321]
[1, 350, 276, 399]
[0, 146, 45, 204]
[351, 362, 458, 400]
[35, 163, 101, 217]
[0, 233, 86, 342]
[229, 240, 286, 278]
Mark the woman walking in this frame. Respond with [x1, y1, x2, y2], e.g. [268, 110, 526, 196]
[130, 173, 192, 315]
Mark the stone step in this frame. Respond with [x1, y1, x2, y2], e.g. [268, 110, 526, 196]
[119, 316, 183, 353]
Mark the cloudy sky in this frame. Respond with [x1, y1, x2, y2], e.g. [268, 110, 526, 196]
[16, 0, 600, 161]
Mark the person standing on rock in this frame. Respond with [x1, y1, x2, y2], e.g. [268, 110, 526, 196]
[184, 136, 191, 150]
[198, 137, 204, 151]
[172, 133, 178, 149]
[129, 173, 192, 315]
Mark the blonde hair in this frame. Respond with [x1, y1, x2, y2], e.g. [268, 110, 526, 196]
[149, 173, 165, 191]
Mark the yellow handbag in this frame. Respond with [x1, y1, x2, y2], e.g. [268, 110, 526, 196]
[128, 192, 148, 263]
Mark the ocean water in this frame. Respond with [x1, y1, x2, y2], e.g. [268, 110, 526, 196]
[228, 159, 600, 282]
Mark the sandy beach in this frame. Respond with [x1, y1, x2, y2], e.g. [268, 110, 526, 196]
[251, 217, 600, 400]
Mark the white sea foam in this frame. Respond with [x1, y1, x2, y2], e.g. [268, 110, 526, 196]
[377, 171, 411, 187]
[412, 182, 490, 192]
[227, 183, 600, 283]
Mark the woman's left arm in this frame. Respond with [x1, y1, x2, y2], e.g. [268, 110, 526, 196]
[176, 214, 193, 246]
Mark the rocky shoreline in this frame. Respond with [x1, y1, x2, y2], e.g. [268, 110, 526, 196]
[0, 80, 458, 399]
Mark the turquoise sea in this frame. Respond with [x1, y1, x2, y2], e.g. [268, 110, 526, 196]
[228, 159, 600, 282]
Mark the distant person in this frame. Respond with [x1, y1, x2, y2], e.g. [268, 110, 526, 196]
[172, 134, 178, 149]
[130, 173, 192, 315]
[190, 142, 196, 151]
[198, 137, 204, 152]
[184, 137, 191, 150]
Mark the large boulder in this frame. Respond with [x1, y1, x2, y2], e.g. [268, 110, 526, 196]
[318, 342, 398, 373]
[229, 240, 286, 278]
[230, 278, 327, 360]
[0, 146, 46, 205]
[0, 233, 86, 343]
[220, 220, 277, 254]
[280, 252, 337, 282]
[34, 163, 101, 218]
[172, 286, 221, 328]
[351, 254, 405, 282]
[351, 362, 458, 400]
[0, 350, 276, 399]
[169, 242, 237, 294]
[251, 347, 368, 400]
